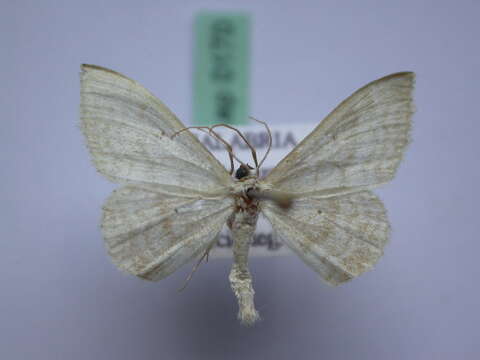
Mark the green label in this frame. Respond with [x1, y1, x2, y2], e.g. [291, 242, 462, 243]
[193, 12, 250, 126]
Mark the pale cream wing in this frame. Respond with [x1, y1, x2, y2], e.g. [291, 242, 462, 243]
[80, 64, 232, 196]
[264, 72, 415, 197]
[102, 185, 234, 280]
[261, 191, 389, 285]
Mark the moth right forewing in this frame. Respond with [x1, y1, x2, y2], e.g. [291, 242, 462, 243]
[264, 72, 415, 196]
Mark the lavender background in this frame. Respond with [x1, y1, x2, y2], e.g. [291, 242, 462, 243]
[2, 1, 479, 359]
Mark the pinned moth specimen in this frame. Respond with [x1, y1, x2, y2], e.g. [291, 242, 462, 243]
[80, 65, 414, 325]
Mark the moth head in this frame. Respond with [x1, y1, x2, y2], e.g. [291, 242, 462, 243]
[235, 164, 253, 180]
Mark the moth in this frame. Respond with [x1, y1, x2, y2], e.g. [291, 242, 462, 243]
[80, 64, 414, 325]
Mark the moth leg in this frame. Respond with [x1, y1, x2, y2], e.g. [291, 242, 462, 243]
[247, 188, 294, 209]
[178, 239, 216, 292]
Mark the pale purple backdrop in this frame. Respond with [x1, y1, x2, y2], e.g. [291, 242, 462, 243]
[2, 1, 479, 359]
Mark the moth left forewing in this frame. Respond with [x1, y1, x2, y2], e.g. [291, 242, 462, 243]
[260, 191, 389, 285]
[80, 64, 231, 190]
[102, 185, 234, 281]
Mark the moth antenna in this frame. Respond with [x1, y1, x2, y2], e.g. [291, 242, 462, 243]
[196, 128, 235, 174]
[172, 126, 247, 174]
[207, 128, 247, 173]
[249, 116, 272, 170]
[171, 126, 210, 139]
[211, 124, 259, 175]
[177, 243, 214, 292]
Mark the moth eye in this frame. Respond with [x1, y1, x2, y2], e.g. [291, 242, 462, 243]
[235, 165, 250, 179]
